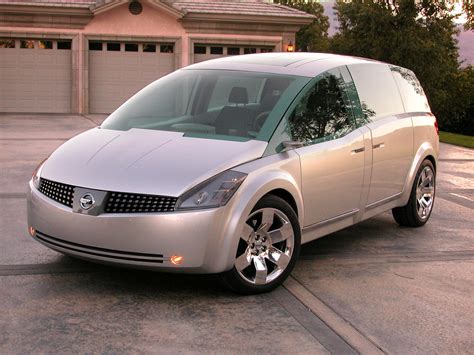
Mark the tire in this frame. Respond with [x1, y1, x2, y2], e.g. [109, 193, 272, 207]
[220, 195, 301, 294]
[392, 159, 436, 227]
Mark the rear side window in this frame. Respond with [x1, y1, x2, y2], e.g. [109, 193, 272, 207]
[349, 64, 404, 121]
[288, 68, 355, 145]
[390, 66, 430, 113]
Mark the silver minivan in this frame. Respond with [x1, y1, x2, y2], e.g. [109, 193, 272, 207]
[27, 53, 438, 294]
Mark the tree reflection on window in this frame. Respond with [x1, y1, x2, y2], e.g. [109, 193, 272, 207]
[289, 74, 354, 145]
[390, 65, 423, 95]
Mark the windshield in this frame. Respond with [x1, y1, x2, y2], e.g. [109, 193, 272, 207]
[101, 69, 308, 142]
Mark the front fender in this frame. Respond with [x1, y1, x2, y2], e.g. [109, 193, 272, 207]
[202, 152, 303, 272]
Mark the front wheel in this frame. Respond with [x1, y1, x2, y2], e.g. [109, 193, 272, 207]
[392, 159, 436, 227]
[220, 195, 301, 294]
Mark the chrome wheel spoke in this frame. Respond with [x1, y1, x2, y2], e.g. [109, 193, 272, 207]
[268, 222, 293, 244]
[267, 246, 290, 269]
[241, 223, 254, 241]
[235, 249, 252, 272]
[253, 256, 268, 285]
[258, 209, 274, 232]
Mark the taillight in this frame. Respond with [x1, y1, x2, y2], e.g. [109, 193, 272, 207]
[434, 118, 439, 135]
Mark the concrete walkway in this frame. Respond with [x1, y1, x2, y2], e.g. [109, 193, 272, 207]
[0, 114, 472, 353]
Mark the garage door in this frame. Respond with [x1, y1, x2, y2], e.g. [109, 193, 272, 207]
[193, 44, 274, 63]
[0, 38, 71, 113]
[89, 41, 175, 113]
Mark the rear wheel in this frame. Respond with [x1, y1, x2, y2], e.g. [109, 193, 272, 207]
[392, 159, 436, 227]
[220, 195, 300, 294]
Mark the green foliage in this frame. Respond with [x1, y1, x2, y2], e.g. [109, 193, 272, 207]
[329, 0, 474, 135]
[439, 131, 474, 149]
[274, 0, 330, 51]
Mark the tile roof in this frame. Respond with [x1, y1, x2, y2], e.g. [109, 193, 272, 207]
[0, 0, 96, 8]
[0, 0, 314, 19]
[168, 1, 315, 18]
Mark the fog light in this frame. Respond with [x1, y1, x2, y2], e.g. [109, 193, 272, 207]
[170, 255, 183, 265]
[28, 226, 36, 237]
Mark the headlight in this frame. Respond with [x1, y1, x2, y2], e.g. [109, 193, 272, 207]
[176, 170, 247, 210]
[32, 158, 47, 189]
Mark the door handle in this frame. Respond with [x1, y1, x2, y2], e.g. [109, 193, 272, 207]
[373, 142, 385, 149]
[351, 147, 365, 154]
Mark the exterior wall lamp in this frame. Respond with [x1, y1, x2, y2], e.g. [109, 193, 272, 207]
[286, 41, 295, 52]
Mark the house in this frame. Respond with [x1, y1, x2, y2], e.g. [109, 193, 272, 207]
[0, 0, 313, 114]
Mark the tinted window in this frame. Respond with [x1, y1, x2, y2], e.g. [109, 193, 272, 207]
[107, 42, 120, 51]
[390, 66, 430, 113]
[210, 46, 223, 55]
[125, 43, 138, 52]
[38, 40, 52, 49]
[227, 47, 240, 55]
[194, 45, 206, 54]
[0, 39, 15, 48]
[289, 69, 355, 144]
[57, 41, 71, 50]
[160, 44, 173, 53]
[89, 41, 102, 51]
[349, 64, 404, 121]
[143, 44, 156, 52]
[20, 40, 35, 49]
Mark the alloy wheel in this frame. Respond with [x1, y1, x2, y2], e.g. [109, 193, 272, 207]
[235, 208, 295, 285]
[416, 166, 435, 220]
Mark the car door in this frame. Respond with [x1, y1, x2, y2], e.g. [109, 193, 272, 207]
[287, 67, 368, 227]
[348, 64, 414, 207]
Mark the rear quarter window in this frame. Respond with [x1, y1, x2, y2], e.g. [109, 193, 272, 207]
[390, 66, 430, 113]
[349, 63, 405, 121]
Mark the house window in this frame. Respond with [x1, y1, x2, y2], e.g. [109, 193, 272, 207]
[160, 44, 173, 53]
[89, 41, 103, 51]
[210, 46, 223, 55]
[125, 43, 139, 52]
[227, 47, 240, 55]
[0, 39, 15, 48]
[107, 43, 121, 51]
[260, 48, 273, 53]
[244, 48, 257, 54]
[143, 44, 156, 52]
[20, 40, 35, 49]
[38, 40, 53, 49]
[57, 41, 71, 50]
[194, 45, 206, 54]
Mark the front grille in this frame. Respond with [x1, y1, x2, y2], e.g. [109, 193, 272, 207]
[105, 192, 177, 213]
[39, 178, 74, 208]
[38, 178, 177, 213]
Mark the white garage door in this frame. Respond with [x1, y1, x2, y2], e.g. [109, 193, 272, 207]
[0, 38, 71, 113]
[193, 44, 274, 64]
[89, 41, 175, 113]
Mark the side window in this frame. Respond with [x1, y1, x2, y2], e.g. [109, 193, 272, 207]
[289, 69, 355, 145]
[349, 63, 405, 122]
[390, 66, 430, 113]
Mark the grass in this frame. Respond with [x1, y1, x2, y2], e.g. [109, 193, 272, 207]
[439, 131, 474, 149]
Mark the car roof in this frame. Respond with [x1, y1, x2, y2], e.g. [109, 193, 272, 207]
[184, 52, 385, 78]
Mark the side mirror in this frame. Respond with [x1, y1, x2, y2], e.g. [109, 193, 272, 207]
[281, 140, 304, 152]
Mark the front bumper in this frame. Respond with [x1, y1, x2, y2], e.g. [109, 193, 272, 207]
[27, 181, 237, 273]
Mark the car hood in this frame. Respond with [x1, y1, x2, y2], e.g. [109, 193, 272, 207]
[41, 128, 267, 197]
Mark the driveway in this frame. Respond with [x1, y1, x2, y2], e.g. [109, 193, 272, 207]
[1, 113, 473, 354]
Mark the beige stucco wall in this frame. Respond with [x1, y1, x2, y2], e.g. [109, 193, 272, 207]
[0, 0, 299, 114]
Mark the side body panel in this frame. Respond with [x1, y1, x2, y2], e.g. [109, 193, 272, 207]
[365, 114, 414, 207]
